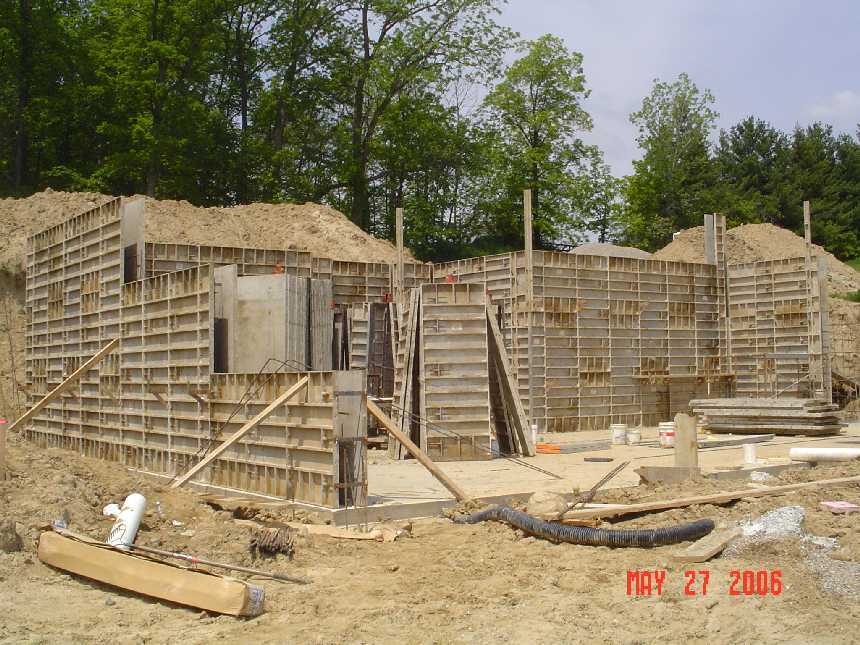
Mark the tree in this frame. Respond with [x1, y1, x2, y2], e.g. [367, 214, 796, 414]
[86, 0, 230, 199]
[789, 123, 859, 258]
[577, 154, 622, 243]
[333, 0, 512, 230]
[622, 73, 718, 250]
[480, 34, 596, 248]
[713, 116, 796, 226]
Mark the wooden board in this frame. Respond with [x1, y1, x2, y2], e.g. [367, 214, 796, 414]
[636, 466, 701, 484]
[671, 527, 741, 563]
[542, 475, 860, 520]
[487, 306, 534, 456]
[38, 531, 264, 616]
[9, 338, 119, 433]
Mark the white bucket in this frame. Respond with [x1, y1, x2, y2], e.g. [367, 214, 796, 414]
[107, 493, 147, 550]
[610, 423, 627, 445]
[626, 427, 641, 445]
[658, 422, 675, 448]
[743, 443, 757, 465]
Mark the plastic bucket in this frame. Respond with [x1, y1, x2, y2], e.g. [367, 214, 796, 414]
[610, 423, 627, 445]
[626, 428, 642, 445]
[659, 422, 676, 449]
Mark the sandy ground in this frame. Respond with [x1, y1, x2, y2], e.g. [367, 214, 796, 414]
[366, 423, 860, 504]
[1, 432, 859, 644]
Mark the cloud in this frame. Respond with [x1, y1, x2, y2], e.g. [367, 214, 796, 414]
[807, 91, 860, 132]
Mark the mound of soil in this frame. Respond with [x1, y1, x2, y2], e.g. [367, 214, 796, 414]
[0, 190, 413, 418]
[571, 242, 652, 259]
[654, 222, 860, 294]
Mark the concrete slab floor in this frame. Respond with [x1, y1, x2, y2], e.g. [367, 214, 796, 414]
[366, 421, 860, 506]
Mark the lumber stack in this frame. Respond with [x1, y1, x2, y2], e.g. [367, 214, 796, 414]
[690, 398, 844, 436]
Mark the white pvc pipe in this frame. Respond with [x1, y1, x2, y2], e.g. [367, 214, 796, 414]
[789, 447, 860, 463]
[106, 493, 147, 549]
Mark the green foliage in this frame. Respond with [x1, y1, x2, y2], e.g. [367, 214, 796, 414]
[835, 290, 860, 303]
[847, 257, 860, 272]
[3, 4, 860, 264]
[479, 34, 597, 249]
[621, 73, 718, 251]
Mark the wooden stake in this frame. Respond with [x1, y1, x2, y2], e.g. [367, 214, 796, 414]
[487, 307, 534, 456]
[7, 338, 119, 434]
[674, 412, 698, 468]
[172, 376, 309, 488]
[0, 419, 6, 481]
[367, 397, 470, 502]
[523, 188, 535, 429]
[395, 207, 404, 304]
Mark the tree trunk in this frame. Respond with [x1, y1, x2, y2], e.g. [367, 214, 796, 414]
[13, 0, 31, 191]
[347, 1, 374, 230]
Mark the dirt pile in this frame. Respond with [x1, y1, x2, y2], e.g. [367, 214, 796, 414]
[571, 242, 652, 259]
[0, 190, 409, 272]
[142, 197, 410, 263]
[654, 222, 860, 294]
[0, 190, 413, 417]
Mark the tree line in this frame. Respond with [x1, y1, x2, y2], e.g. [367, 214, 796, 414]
[2, 1, 858, 262]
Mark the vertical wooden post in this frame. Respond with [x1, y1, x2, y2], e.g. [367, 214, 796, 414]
[523, 189, 535, 430]
[395, 207, 404, 304]
[803, 201, 819, 397]
[674, 412, 698, 469]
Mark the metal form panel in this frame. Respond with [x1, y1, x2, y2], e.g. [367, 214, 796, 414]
[207, 371, 366, 508]
[24, 198, 125, 440]
[727, 256, 828, 399]
[432, 250, 732, 432]
[420, 283, 492, 461]
[24, 203, 365, 509]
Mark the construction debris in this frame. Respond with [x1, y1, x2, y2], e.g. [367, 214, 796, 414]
[670, 526, 741, 563]
[250, 526, 296, 558]
[819, 501, 860, 514]
[691, 398, 845, 436]
[542, 474, 860, 521]
[38, 530, 267, 616]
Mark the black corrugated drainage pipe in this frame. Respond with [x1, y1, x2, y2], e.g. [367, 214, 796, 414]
[452, 505, 714, 547]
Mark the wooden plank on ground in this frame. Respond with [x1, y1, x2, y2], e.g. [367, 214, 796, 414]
[8, 338, 119, 433]
[542, 475, 860, 521]
[367, 398, 469, 502]
[37, 531, 263, 616]
[172, 376, 309, 488]
[671, 527, 741, 563]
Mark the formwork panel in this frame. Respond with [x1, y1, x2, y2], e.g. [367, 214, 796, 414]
[420, 283, 492, 460]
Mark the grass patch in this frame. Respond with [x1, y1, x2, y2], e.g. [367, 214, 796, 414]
[847, 257, 860, 272]
[835, 290, 860, 303]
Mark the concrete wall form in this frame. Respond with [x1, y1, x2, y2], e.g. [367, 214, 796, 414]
[23, 201, 366, 508]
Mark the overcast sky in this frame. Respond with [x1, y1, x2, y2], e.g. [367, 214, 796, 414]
[498, 0, 860, 176]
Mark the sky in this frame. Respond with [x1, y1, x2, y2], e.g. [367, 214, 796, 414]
[498, 0, 860, 176]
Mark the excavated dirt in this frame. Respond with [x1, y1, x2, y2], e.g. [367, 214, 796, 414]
[1, 435, 858, 643]
[656, 222, 860, 391]
[654, 223, 860, 294]
[571, 242, 653, 259]
[0, 191, 413, 419]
